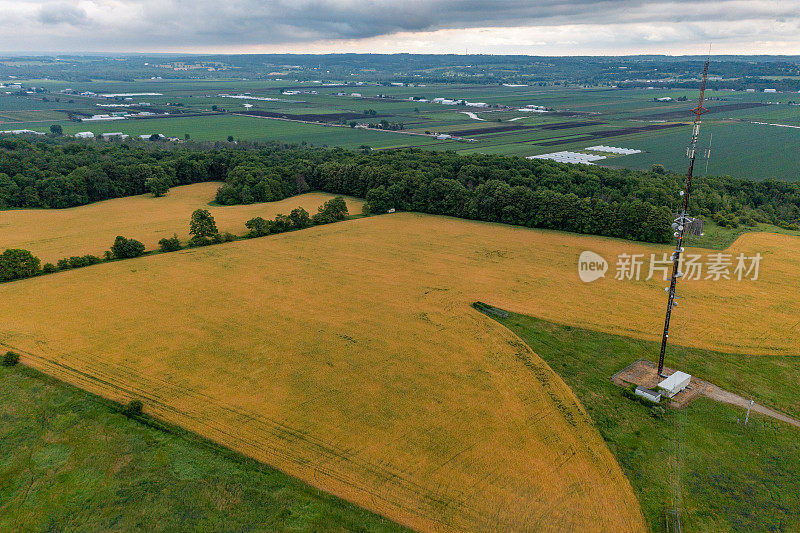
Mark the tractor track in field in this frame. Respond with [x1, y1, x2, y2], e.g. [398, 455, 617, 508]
[2, 341, 488, 532]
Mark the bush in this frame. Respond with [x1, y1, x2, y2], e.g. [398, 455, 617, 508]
[245, 216, 271, 237]
[1, 351, 20, 366]
[42, 263, 57, 273]
[213, 232, 237, 244]
[110, 236, 146, 259]
[312, 197, 349, 224]
[289, 207, 312, 229]
[61, 255, 102, 269]
[271, 213, 293, 233]
[650, 406, 666, 419]
[122, 399, 143, 417]
[188, 236, 211, 247]
[158, 234, 182, 252]
[0, 249, 41, 281]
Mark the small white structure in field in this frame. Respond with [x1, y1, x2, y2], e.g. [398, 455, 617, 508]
[586, 145, 642, 155]
[1, 129, 45, 136]
[635, 386, 662, 403]
[74, 131, 95, 138]
[658, 371, 691, 398]
[527, 151, 606, 165]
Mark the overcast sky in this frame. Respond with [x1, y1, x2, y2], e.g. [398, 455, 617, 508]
[1, 0, 798, 55]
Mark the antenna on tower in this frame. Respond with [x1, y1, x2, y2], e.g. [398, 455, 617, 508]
[656, 53, 711, 378]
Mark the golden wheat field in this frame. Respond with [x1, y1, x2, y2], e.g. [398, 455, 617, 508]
[0, 213, 649, 532]
[0, 182, 364, 262]
[2, 211, 798, 531]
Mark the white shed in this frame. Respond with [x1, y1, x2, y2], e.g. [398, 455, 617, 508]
[658, 371, 691, 398]
[74, 131, 95, 139]
[635, 386, 662, 403]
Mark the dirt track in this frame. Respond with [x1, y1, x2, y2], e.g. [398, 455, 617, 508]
[704, 384, 800, 428]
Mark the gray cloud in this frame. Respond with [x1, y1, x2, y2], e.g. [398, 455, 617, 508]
[37, 3, 89, 26]
[112, 0, 798, 44]
[0, 0, 798, 53]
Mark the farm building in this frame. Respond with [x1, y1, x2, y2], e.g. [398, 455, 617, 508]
[586, 145, 642, 155]
[528, 151, 606, 165]
[635, 386, 662, 403]
[74, 132, 95, 139]
[658, 371, 691, 398]
[1, 129, 45, 136]
[101, 132, 129, 140]
[82, 114, 126, 122]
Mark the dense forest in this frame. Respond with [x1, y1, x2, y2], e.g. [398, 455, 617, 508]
[1, 137, 799, 244]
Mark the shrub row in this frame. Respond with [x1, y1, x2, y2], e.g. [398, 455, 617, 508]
[1, 197, 349, 284]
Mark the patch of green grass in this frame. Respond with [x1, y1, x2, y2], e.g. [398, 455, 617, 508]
[0, 365, 407, 533]
[477, 306, 800, 532]
[685, 220, 800, 250]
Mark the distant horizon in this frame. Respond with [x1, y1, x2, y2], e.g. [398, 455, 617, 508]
[1, 1, 797, 56]
[2, 52, 800, 59]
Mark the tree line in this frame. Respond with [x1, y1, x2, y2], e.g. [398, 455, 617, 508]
[0, 197, 349, 283]
[1, 137, 799, 243]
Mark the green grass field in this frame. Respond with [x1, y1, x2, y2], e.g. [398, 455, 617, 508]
[4, 115, 447, 150]
[479, 308, 800, 532]
[0, 364, 406, 532]
[3, 81, 799, 179]
[684, 219, 800, 250]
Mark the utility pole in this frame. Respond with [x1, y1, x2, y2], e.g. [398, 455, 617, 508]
[657, 58, 710, 377]
[745, 399, 754, 425]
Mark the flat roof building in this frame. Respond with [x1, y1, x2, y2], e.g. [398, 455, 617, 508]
[658, 371, 691, 398]
[635, 386, 662, 403]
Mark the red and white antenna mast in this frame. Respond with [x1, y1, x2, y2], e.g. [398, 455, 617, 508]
[657, 55, 710, 377]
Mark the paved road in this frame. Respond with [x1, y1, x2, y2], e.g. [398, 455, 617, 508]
[704, 384, 800, 428]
